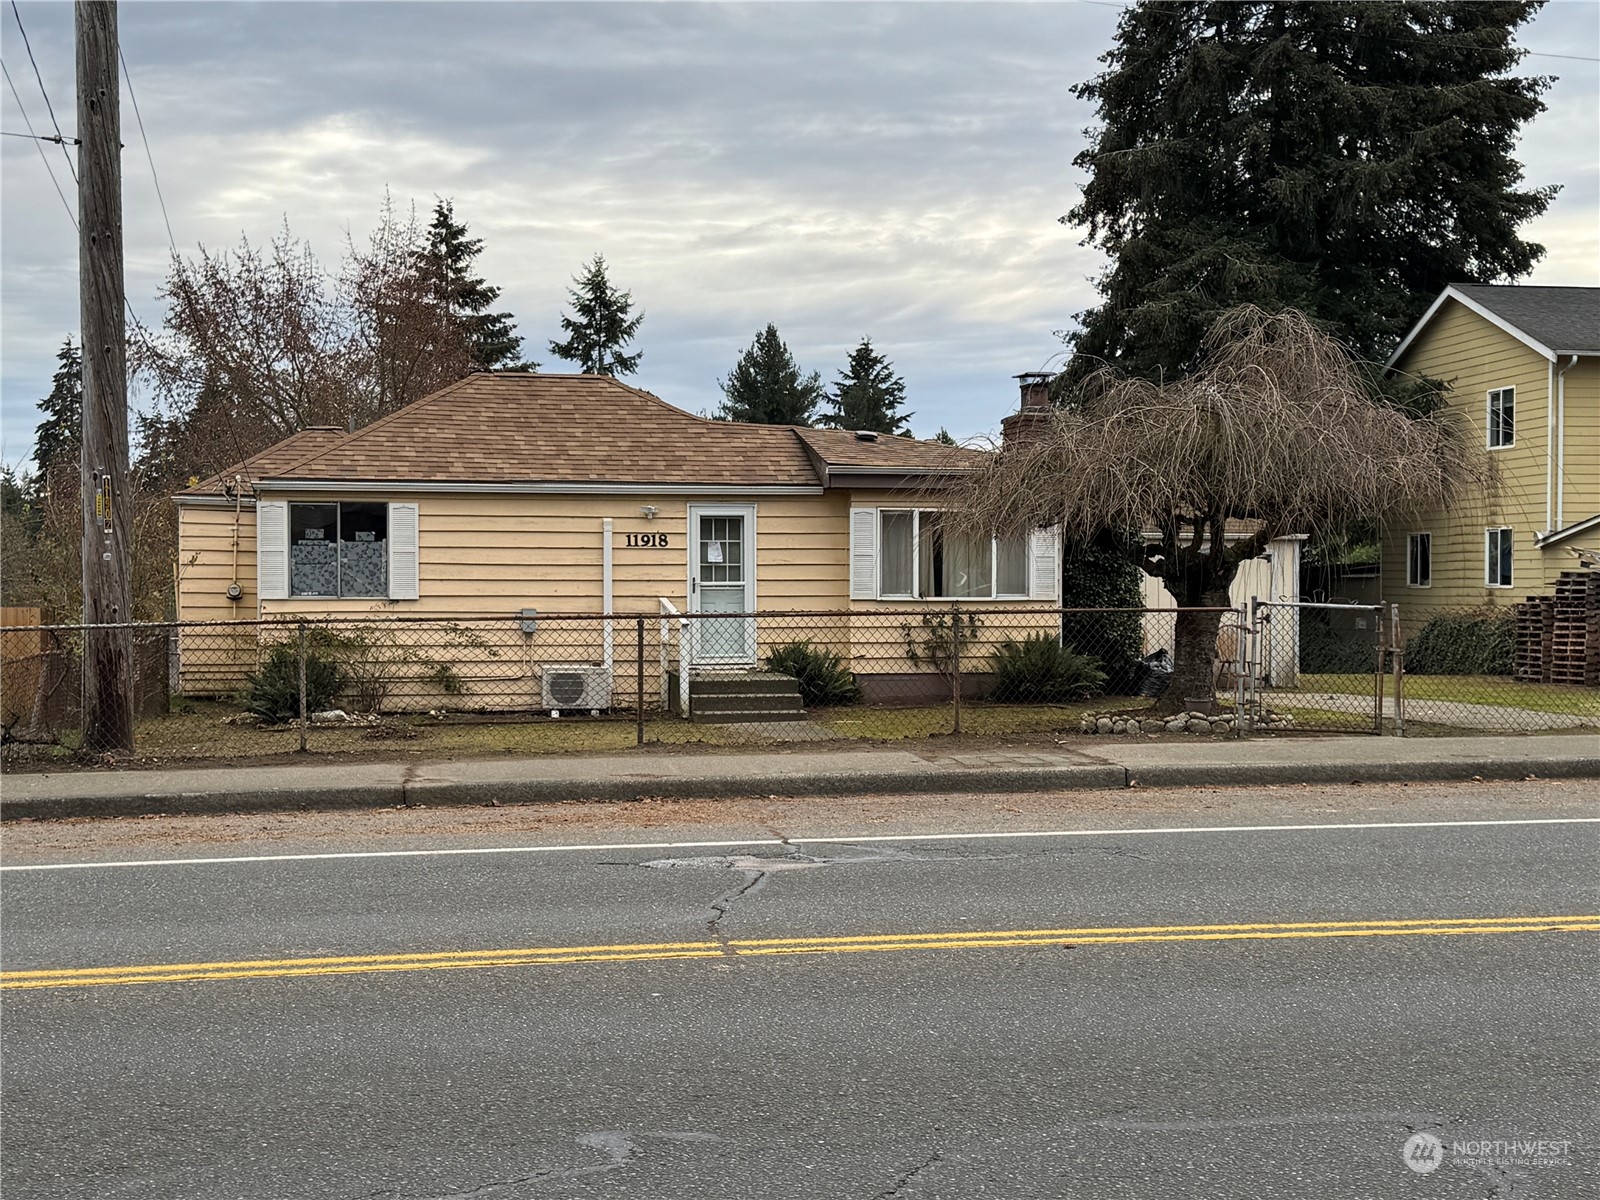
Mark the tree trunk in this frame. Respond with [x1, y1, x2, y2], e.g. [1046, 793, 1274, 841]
[1160, 598, 1227, 716]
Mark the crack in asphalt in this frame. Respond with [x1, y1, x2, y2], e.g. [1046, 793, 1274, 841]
[874, 1149, 943, 1197]
[705, 865, 770, 951]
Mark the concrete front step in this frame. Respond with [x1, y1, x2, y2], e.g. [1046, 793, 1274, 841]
[687, 670, 802, 698]
[667, 669, 806, 720]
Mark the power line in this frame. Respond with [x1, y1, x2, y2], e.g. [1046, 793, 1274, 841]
[1, 57, 76, 230]
[118, 44, 175, 254]
[8, 0, 77, 182]
[2, 128, 77, 142]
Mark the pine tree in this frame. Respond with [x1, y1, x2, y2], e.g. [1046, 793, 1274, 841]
[32, 338, 82, 471]
[548, 254, 643, 377]
[424, 199, 532, 371]
[932, 428, 957, 446]
[716, 324, 824, 425]
[819, 339, 912, 434]
[1064, 0, 1555, 383]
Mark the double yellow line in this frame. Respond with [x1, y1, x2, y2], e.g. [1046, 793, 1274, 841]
[5, 914, 1596, 991]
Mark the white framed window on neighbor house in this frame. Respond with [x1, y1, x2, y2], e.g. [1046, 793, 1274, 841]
[850, 508, 1057, 601]
[1484, 527, 1513, 588]
[1406, 532, 1432, 588]
[1486, 387, 1515, 449]
[256, 501, 420, 601]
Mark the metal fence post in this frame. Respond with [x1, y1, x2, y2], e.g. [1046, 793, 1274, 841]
[1372, 604, 1386, 736]
[636, 616, 646, 746]
[950, 602, 963, 735]
[1390, 604, 1406, 737]
[1234, 604, 1251, 735]
[297, 620, 308, 752]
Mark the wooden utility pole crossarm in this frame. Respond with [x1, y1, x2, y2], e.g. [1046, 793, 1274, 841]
[77, 0, 134, 753]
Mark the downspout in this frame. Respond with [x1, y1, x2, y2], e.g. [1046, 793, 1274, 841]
[1556, 355, 1578, 529]
[229, 475, 243, 602]
[601, 518, 615, 671]
[1545, 359, 1556, 535]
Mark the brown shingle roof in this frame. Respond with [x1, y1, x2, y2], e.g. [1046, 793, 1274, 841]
[795, 427, 987, 471]
[179, 374, 980, 493]
[266, 374, 820, 487]
[184, 428, 348, 496]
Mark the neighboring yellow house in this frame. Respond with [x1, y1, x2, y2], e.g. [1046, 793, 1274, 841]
[173, 373, 1061, 708]
[1380, 284, 1599, 627]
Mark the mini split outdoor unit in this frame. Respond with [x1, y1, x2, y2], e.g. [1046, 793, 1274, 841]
[540, 664, 613, 713]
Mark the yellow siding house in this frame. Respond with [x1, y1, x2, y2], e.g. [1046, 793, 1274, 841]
[173, 374, 1060, 705]
[1381, 284, 1599, 627]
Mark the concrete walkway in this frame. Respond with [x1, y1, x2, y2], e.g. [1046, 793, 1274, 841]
[2, 733, 1596, 821]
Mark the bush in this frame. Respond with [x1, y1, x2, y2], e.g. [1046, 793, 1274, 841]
[764, 641, 861, 707]
[1298, 608, 1380, 674]
[1406, 611, 1514, 676]
[243, 644, 346, 725]
[989, 634, 1107, 703]
[1060, 530, 1145, 693]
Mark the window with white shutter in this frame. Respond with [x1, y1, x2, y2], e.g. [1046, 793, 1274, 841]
[849, 508, 878, 600]
[849, 508, 1053, 601]
[256, 501, 289, 601]
[1028, 526, 1059, 600]
[388, 502, 420, 600]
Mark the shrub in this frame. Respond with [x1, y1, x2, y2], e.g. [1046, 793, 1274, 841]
[765, 641, 861, 707]
[1406, 611, 1514, 676]
[989, 634, 1107, 703]
[243, 644, 345, 725]
[1298, 608, 1380, 674]
[1060, 529, 1145, 693]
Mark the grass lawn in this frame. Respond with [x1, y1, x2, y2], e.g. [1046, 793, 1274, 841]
[23, 696, 1140, 766]
[820, 699, 1133, 740]
[1297, 673, 1599, 716]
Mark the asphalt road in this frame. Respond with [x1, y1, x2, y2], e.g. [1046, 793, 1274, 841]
[3, 781, 1597, 1199]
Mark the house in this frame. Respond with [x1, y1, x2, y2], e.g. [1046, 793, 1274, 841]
[173, 373, 1062, 708]
[1379, 284, 1599, 628]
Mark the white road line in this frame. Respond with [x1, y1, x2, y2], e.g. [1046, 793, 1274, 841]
[2, 817, 1597, 873]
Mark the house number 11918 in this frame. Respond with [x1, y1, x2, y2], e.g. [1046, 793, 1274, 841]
[625, 533, 670, 548]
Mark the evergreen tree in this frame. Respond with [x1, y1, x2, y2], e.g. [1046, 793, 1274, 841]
[424, 199, 532, 371]
[32, 338, 82, 471]
[716, 324, 824, 425]
[932, 428, 957, 446]
[1064, 0, 1555, 383]
[819, 339, 912, 434]
[548, 254, 644, 376]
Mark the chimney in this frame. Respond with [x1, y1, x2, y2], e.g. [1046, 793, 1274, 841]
[1001, 372, 1056, 445]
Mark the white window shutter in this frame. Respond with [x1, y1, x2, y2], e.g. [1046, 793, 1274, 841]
[389, 503, 420, 600]
[1029, 525, 1060, 601]
[849, 508, 878, 600]
[256, 501, 289, 600]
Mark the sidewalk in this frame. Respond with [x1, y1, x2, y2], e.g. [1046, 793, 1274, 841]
[2, 734, 1596, 821]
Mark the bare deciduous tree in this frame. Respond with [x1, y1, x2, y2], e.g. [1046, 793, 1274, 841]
[136, 198, 476, 467]
[942, 307, 1485, 711]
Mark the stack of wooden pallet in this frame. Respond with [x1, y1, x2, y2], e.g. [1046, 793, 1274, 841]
[1514, 595, 1555, 684]
[1549, 570, 1600, 687]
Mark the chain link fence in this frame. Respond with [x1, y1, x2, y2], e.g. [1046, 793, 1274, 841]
[3, 597, 1595, 763]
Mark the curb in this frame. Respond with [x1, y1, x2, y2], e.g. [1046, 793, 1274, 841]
[1125, 757, 1600, 789]
[2, 759, 1595, 823]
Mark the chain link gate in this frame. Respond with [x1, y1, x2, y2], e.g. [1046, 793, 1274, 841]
[1247, 601, 1386, 734]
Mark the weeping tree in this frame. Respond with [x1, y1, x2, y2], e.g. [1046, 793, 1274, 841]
[943, 307, 1483, 713]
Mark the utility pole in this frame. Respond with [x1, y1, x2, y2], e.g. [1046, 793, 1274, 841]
[76, 0, 134, 754]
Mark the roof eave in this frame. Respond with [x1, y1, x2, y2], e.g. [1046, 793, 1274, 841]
[1534, 513, 1600, 548]
[1386, 286, 1558, 371]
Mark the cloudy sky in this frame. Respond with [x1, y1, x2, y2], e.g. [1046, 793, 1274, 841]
[3, 0, 1596, 465]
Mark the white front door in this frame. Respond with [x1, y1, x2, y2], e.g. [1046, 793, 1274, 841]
[688, 505, 756, 665]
